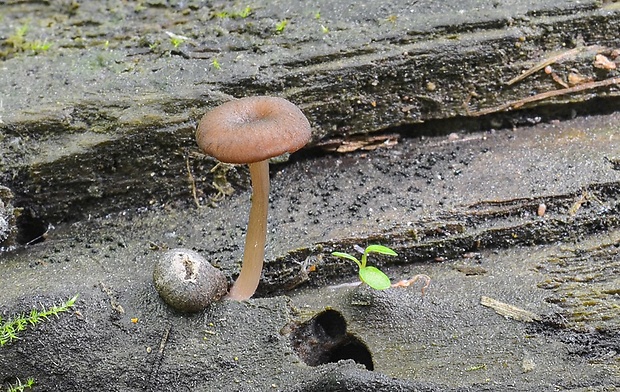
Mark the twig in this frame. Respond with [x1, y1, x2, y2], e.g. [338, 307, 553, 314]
[185, 150, 201, 209]
[25, 223, 55, 246]
[147, 325, 172, 388]
[391, 274, 431, 296]
[568, 189, 604, 216]
[506, 45, 604, 86]
[548, 69, 569, 89]
[469, 76, 620, 117]
[158, 325, 171, 355]
[480, 296, 541, 323]
[98, 282, 125, 315]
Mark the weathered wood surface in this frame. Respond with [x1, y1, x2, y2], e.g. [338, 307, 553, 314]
[0, 110, 618, 391]
[0, 0, 619, 233]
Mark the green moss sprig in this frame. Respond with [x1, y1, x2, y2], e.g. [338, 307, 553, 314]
[275, 19, 288, 33]
[0, 294, 78, 347]
[214, 5, 252, 19]
[211, 58, 222, 70]
[165, 31, 188, 48]
[5, 377, 34, 392]
[332, 245, 396, 290]
[4, 25, 52, 55]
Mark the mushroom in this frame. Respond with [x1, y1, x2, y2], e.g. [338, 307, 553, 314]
[196, 96, 311, 300]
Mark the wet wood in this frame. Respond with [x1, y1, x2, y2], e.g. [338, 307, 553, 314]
[0, 0, 618, 238]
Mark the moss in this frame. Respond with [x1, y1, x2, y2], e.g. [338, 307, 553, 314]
[0, 294, 78, 347]
[275, 19, 289, 33]
[4, 377, 35, 392]
[214, 5, 252, 19]
[1, 25, 52, 60]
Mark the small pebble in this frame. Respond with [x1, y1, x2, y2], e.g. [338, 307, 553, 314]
[153, 248, 227, 312]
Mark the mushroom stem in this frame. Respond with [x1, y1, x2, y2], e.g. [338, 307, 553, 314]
[226, 160, 270, 300]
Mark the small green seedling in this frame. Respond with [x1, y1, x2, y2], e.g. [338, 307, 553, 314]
[332, 244, 396, 290]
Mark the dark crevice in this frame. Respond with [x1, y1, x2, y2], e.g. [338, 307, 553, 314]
[15, 210, 48, 246]
[290, 309, 374, 371]
[299, 97, 620, 162]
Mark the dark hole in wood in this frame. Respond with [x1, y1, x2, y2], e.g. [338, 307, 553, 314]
[328, 339, 374, 371]
[15, 214, 47, 246]
[290, 309, 374, 371]
[313, 309, 347, 339]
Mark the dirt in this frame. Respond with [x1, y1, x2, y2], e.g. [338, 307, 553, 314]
[0, 110, 618, 391]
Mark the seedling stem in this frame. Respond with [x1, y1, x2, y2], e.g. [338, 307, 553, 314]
[332, 245, 396, 290]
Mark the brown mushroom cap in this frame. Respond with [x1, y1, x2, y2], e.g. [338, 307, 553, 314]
[196, 96, 312, 164]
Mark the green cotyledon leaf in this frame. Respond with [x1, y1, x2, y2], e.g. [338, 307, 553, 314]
[359, 266, 391, 290]
[331, 252, 362, 268]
